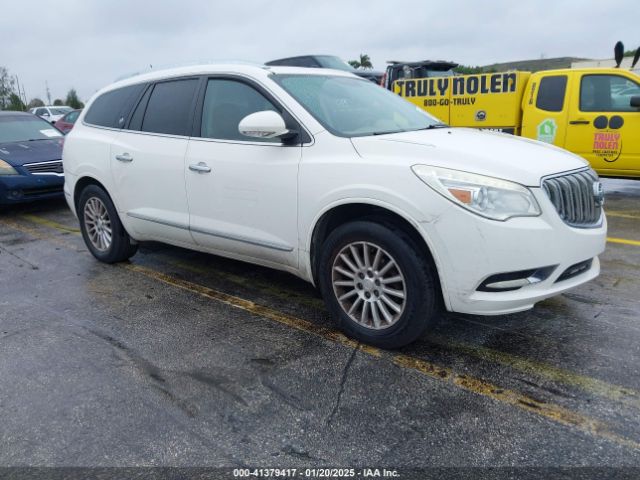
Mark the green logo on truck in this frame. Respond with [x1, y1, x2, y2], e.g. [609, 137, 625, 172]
[537, 118, 557, 144]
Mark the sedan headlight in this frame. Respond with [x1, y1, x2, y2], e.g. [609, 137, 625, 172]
[412, 165, 541, 221]
[0, 159, 18, 176]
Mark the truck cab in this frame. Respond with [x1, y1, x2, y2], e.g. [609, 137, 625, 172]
[389, 65, 640, 178]
[521, 68, 640, 178]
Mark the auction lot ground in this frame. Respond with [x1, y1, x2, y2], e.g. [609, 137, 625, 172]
[0, 179, 639, 470]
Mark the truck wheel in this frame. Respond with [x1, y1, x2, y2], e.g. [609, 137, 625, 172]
[78, 185, 138, 263]
[318, 221, 438, 349]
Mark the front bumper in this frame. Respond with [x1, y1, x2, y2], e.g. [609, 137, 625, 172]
[0, 173, 64, 205]
[419, 188, 607, 315]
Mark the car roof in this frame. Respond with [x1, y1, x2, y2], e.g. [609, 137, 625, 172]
[0, 111, 33, 117]
[101, 63, 359, 95]
[266, 54, 338, 63]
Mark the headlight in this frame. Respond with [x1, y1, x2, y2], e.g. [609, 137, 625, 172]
[412, 165, 541, 221]
[0, 159, 18, 176]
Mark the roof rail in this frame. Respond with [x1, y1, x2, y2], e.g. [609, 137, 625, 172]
[114, 59, 267, 81]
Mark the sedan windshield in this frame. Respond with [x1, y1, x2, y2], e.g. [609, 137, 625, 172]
[0, 115, 63, 143]
[273, 74, 444, 137]
[50, 107, 72, 115]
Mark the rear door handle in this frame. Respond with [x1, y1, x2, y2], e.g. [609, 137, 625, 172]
[115, 153, 133, 162]
[189, 162, 211, 173]
[569, 120, 590, 125]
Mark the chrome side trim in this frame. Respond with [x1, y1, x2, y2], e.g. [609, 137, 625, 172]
[126, 212, 189, 230]
[126, 212, 293, 252]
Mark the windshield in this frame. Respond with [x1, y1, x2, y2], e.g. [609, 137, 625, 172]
[0, 115, 63, 143]
[274, 74, 444, 137]
[315, 56, 356, 72]
[50, 107, 72, 115]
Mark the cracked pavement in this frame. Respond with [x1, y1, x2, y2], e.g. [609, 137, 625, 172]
[0, 178, 640, 469]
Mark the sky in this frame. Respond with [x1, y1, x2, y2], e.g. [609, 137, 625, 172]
[2, 0, 637, 104]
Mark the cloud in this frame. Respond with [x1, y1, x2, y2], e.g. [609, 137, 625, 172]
[1, 0, 636, 103]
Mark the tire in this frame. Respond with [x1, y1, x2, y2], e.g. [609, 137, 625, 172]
[318, 221, 438, 349]
[77, 184, 138, 263]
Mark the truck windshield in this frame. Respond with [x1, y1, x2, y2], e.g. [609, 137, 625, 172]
[274, 74, 444, 137]
[315, 56, 356, 72]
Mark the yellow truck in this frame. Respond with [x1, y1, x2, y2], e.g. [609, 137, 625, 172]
[385, 62, 640, 178]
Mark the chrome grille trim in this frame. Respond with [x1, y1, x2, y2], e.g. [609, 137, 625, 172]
[23, 160, 64, 175]
[542, 169, 601, 228]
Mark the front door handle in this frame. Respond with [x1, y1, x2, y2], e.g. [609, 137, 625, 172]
[189, 162, 211, 173]
[569, 120, 590, 125]
[115, 153, 133, 162]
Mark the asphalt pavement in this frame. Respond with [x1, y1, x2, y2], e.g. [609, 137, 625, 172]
[0, 179, 639, 477]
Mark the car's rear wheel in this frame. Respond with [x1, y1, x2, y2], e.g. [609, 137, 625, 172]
[318, 221, 438, 348]
[78, 185, 138, 263]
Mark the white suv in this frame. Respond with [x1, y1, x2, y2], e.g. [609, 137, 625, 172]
[30, 106, 73, 124]
[63, 64, 607, 348]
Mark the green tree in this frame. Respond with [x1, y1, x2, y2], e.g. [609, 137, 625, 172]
[6, 93, 25, 111]
[358, 54, 373, 69]
[453, 65, 486, 74]
[348, 54, 373, 70]
[0, 66, 16, 110]
[27, 97, 45, 109]
[53, 98, 64, 106]
[65, 88, 84, 109]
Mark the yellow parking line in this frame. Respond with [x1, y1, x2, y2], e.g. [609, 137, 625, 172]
[608, 237, 640, 247]
[606, 211, 640, 220]
[427, 334, 640, 411]
[3, 215, 640, 451]
[21, 214, 81, 233]
[14, 213, 640, 404]
[125, 262, 640, 452]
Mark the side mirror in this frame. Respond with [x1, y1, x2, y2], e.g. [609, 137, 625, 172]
[238, 111, 295, 140]
[41, 112, 49, 116]
[631, 96, 640, 108]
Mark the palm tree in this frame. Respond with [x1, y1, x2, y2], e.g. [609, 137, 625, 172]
[358, 54, 373, 70]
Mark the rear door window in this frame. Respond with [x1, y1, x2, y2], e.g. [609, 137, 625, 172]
[84, 84, 145, 128]
[536, 75, 567, 112]
[140, 79, 198, 136]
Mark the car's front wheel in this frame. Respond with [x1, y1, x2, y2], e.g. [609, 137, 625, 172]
[318, 221, 438, 349]
[78, 184, 138, 263]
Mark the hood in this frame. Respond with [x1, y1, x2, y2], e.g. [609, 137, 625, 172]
[0, 139, 64, 167]
[350, 128, 588, 186]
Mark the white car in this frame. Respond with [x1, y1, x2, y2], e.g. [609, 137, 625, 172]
[62, 64, 607, 348]
[29, 106, 73, 124]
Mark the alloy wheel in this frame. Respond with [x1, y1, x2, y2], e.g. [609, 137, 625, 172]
[331, 241, 407, 330]
[83, 197, 112, 252]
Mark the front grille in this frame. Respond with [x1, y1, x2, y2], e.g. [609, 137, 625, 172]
[542, 169, 601, 227]
[23, 160, 63, 175]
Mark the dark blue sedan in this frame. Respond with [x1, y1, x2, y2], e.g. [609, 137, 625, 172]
[0, 112, 64, 205]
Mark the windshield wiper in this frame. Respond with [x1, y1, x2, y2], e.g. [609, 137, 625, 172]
[372, 129, 406, 136]
[419, 123, 449, 130]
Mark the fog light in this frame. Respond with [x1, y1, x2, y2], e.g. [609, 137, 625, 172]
[478, 266, 557, 292]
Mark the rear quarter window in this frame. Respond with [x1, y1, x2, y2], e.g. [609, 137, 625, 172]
[84, 84, 145, 128]
[536, 75, 567, 112]
[140, 79, 198, 136]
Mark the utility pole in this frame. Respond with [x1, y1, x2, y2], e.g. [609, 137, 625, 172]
[14, 75, 27, 109]
[45, 81, 51, 105]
